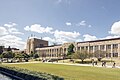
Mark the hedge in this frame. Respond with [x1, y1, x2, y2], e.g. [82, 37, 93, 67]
[0, 65, 64, 80]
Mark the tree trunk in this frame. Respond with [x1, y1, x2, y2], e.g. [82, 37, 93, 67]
[81, 60, 84, 64]
[7, 58, 8, 62]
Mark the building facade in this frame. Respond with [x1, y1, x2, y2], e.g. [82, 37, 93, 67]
[26, 38, 48, 54]
[36, 38, 120, 59]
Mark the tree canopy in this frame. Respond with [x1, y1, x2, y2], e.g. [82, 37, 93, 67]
[72, 50, 88, 63]
[67, 44, 75, 56]
[94, 50, 106, 61]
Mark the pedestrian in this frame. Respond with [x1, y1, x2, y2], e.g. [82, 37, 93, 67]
[102, 62, 104, 67]
[95, 61, 97, 65]
[112, 62, 116, 68]
[92, 59, 94, 66]
[104, 61, 106, 67]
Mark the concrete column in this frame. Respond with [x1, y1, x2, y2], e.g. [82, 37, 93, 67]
[98, 45, 100, 50]
[104, 45, 106, 51]
[63, 48, 64, 54]
[80, 46, 81, 52]
[75, 45, 78, 51]
[111, 44, 113, 57]
[50, 49, 51, 58]
[93, 46, 95, 53]
[48, 49, 50, 57]
[118, 44, 120, 57]
[84, 46, 86, 51]
[88, 46, 90, 53]
[55, 48, 57, 57]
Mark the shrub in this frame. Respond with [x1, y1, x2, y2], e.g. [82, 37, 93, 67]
[101, 60, 114, 62]
[75, 61, 92, 64]
[0, 65, 64, 80]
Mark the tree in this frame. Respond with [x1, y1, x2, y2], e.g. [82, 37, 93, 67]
[15, 53, 24, 62]
[29, 51, 34, 57]
[15, 53, 29, 60]
[72, 50, 88, 63]
[33, 53, 39, 59]
[94, 50, 106, 61]
[23, 53, 30, 59]
[67, 44, 75, 56]
[7, 46, 12, 51]
[2, 51, 15, 62]
[15, 53, 24, 59]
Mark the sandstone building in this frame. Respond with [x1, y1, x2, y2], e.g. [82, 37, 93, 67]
[26, 38, 48, 54]
[35, 38, 120, 59]
[26, 37, 120, 59]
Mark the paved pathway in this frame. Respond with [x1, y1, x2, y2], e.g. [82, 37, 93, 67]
[45, 62, 120, 68]
[2, 61, 120, 69]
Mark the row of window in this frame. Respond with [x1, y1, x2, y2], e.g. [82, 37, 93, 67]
[40, 52, 118, 57]
[106, 53, 118, 57]
[77, 44, 118, 50]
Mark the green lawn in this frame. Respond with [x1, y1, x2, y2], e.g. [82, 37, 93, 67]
[3, 63, 120, 80]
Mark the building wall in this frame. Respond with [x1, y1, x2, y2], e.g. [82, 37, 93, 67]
[26, 38, 48, 54]
[36, 38, 120, 59]
[0, 46, 4, 54]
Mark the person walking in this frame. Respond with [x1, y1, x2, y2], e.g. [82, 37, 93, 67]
[112, 62, 116, 68]
[92, 59, 94, 66]
[95, 61, 97, 65]
[104, 61, 106, 67]
[102, 61, 104, 67]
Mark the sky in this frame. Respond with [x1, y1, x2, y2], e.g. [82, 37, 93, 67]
[0, 0, 120, 50]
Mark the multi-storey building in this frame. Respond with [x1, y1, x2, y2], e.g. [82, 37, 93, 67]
[26, 38, 48, 54]
[36, 38, 120, 59]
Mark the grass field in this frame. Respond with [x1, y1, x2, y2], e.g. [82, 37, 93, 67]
[3, 63, 120, 80]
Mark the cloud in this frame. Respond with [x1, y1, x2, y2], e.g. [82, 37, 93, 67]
[66, 22, 72, 26]
[24, 23, 81, 44]
[101, 35, 120, 39]
[88, 25, 92, 28]
[56, 0, 71, 4]
[0, 27, 8, 35]
[57, 0, 62, 3]
[3, 22, 24, 35]
[24, 24, 53, 34]
[54, 30, 80, 43]
[83, 34, 97, 41]
[76, 21, 92, 28]
[0, 22, 25, 49]
[0, 35, 25, 50]
[54, 30, 80, 39]
[24, 26, 30, 31]
[76, 21, 86, 26]
[43, 30, 81, 44]
[109, 21, 120, 35]
[8, 27, 24, 35]
[43, 37, 55, 42]
[4, 22, 17, 28]
[43, 36, 67, 45]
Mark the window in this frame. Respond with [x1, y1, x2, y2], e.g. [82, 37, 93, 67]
[113, 53, 118, 57]
[106, 53, 109, 57]
[89, 46, 93, 50]
[85, 46, 88, 50]
[109, 53, 111, 57]
[113, 44, 118, 49]
[106, 45, 111, 49]
[81, 46, 84, 50]
[100, 45, 104, 50]
[95, 45, 98, 50]
[77, 47, 80, 50]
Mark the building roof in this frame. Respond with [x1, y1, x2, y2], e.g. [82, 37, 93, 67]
[29, 37, 48, 42]
[78, 37, 120, 43]
[41, 44, 62, 48]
